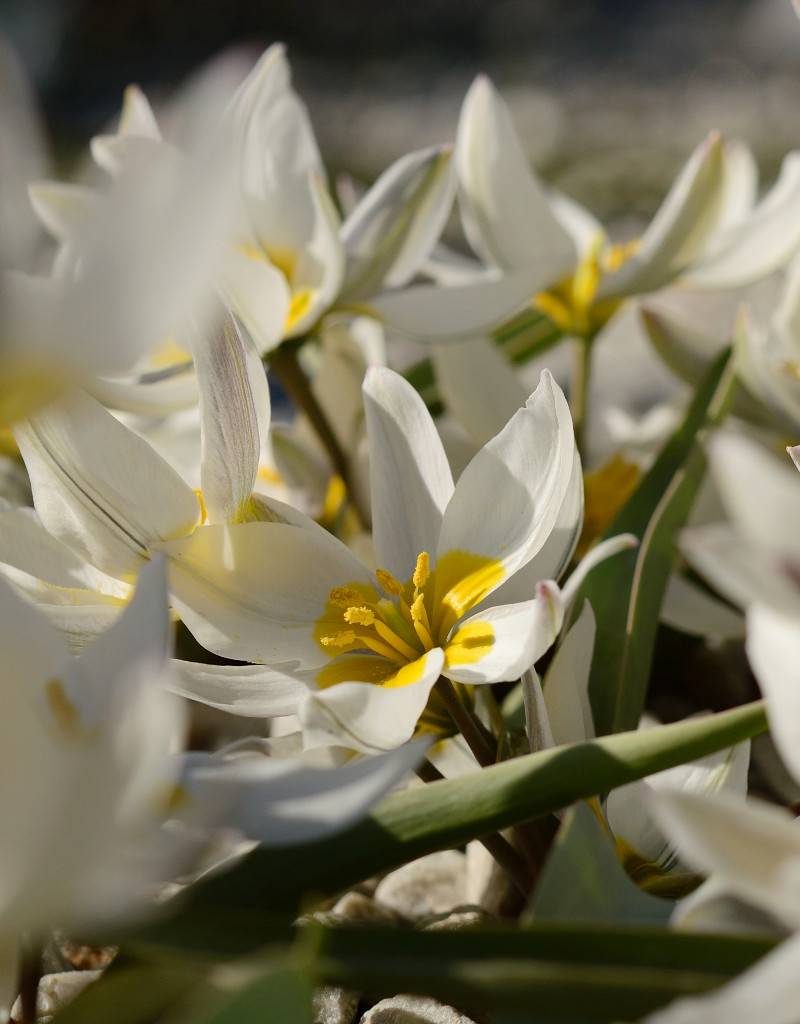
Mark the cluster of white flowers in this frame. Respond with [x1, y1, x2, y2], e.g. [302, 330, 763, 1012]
[6, 21, 800, 1024]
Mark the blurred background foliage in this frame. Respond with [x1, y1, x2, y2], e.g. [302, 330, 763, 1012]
[3, 0, 800, 225]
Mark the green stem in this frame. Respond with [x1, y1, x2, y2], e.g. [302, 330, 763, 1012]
[436, 678, 497, 768]
[417, 761, 531, 898]
[570, 334, 592, 458]
[269, 343, 368, 528]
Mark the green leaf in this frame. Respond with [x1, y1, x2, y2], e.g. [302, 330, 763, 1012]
[403, 308, 563, 413]
[166, 962, 313, 1024]
[127, 701, 766, 952]
[52, 964, 195, 1024]
[577, 347, 736, 735]
[528, 802, 672, 926]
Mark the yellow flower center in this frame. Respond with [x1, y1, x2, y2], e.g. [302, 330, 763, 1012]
[236, 240, 314, 334]
[314, 549, 504, 717]
[534, 232, 639, 338]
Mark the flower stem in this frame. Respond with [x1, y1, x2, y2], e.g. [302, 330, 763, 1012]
[570, 334, 592, 458]
[416, 761, 531, 897]
[436, 678, 497, 768]
[269, 342, 369, 527]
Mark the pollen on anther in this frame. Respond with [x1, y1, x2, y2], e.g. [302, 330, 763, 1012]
[413, 551, 430, 590]
[329, 587, 361, 607]
[319, 629, 357, 647]
[376, 568, 404, 596]
[344, 606, 375, 626]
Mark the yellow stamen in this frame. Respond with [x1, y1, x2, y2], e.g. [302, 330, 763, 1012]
[193, 488, 208, 525]
[344, 605, 375, 626]
[413, 551, 430, 591]
[285, 288, 313, 332]
[360, 634, 408, 664]
[257, 464, 283, 485]
[329, 586, 363, 607]
[319, 629, 357, 648]
[374, 620, 421, 662]
[376, 568, 404, 597]
[320, 474, 347, 528]
[410, 594, 434, 650]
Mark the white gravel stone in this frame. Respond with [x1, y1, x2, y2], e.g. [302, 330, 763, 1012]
[374, 851, 468, 919]
[313, 985, 360, 1024]
[10, 970, 102, 1022]
[466, 840, 517, 916]
[359, 994, 478, 1023]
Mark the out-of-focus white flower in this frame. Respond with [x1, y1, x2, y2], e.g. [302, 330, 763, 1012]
[447, 76, 784, 348]
[2, 109, 238, 422]
[0, 557, 184, 1017]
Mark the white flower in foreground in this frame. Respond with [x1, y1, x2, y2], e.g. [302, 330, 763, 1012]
[0, 557, 184, 1018]
[164, 365, 583, 753]
[446, 75, 774, 346]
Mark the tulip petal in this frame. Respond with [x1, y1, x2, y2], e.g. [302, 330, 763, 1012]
[299, 647, 444, 753]
[159, 520, 372, 667]
[455, 75, 575, 277]
[444, 582, 563, 685]
[747, 603, 800, 786]
[436, 370, 575, 590]
[542, 600, 596, 746]
[650, 788, 800, 928]
[16, 391, 200, 578]
[364, 367, 454, 580]
[340, 145, 455, 299]
[369, 266, 555, 341]
[183, 739, 428, 846]
[682, 151, 800, 290]
[192, 316, 271, 525]
[600, 132, 725, 299]
[171, 659, 308, 718]
[219, 244, 291, 356]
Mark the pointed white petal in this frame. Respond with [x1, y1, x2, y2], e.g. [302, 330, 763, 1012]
[600, 133, 726, 299]
[661, 573, 744, 639]
[455, 75, 575, 277]
[299, 648, 444, 753]
[192, 316, 271, 524]
[747, 604, 800, 786]
[548, 188, 603, 255]
[0, 503, 103, 588]
[171, 659, 308, 718]
[159, 520, 372, 667]
[542, 600, 596, 746]
[16, 391, 200, 578]
[369, 267, 552, 342]
[716, 138, 758, 230]
[219, 245, 291, 356]
[644, 932, 800, 1024]
[683, 151, 800, 290]
[340, 145, 455, 298]
[183, 740, 428, 846]
[709, 432, 800, 561]
[682, 523, 800, 615]
[437, 370, 575, 585]
[117, 83, 161, 138]
[28, 181, 99, 242]
[87, 368, 200, 417]
[608, 740, 750, 868]
[651, 789, 800, 926]
[444, 582, 564, 685]
[364, 366, 454, 580]
[521, 668, 556, 753]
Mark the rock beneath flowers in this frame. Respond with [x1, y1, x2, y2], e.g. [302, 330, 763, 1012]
[332, 891, 404, 925]
[10, 970, 102, 1022]
[465, 840, 518, 917]
[359, 994, 478, 1023]
[374, 851, 467, 919]
[313, 985, 360, 1024]
[420, 906, 492, 931]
